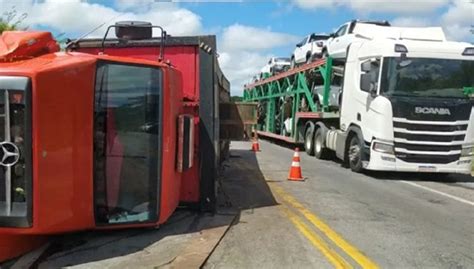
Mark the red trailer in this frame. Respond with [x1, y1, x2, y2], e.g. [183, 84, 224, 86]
[0, 22, 230, 261]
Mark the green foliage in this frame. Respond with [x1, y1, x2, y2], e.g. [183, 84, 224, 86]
[231, 96, 244, 102]
[0, 7, 27, 34]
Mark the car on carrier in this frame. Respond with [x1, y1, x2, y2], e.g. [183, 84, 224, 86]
[260, 57, 291, 79]
[291, 33, 330, 68]
[324, 20, 391, 59]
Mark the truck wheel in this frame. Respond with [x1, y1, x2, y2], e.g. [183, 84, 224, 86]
[348, 135, 363, 172]
[304, 128, 315, 156]
[290, 57, 296, 69]
[306, 54, 312, 64]
[314, 128, 330, 159]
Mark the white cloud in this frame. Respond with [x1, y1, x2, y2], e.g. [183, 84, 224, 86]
[115, 0, 159, 12]
[441, 0, 473, 41]
[218, 51, 272, 95]
[348, 0, 449, 14]
[221, 24, 298, 51]
[218, 24, 298, 95]
[2, 0, 202, 37]
[293, 0, 449, 13]
[293, 0, 340, 9]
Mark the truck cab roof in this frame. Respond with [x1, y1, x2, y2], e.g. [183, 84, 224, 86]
[349, 38, 474, 61]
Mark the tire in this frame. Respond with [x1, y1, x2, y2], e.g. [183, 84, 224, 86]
[304, 127, 315, 156]
[347, 134, 364, 173]
[290, 57, 296, 69]
[306, 54, 312, 64]
[270, 67, 274, 76]
[314, 128, 331, 159]
[322, 48, 329, 58]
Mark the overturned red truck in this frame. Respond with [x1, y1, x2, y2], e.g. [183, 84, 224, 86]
[0, 21, 230, 261]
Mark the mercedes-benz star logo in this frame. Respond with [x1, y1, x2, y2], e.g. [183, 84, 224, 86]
[0, 142, 20, 167]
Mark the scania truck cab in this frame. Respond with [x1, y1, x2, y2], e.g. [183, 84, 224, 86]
[326, 27, 474, 173]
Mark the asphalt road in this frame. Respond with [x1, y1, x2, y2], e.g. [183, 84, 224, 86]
[205, 140, 474, 269]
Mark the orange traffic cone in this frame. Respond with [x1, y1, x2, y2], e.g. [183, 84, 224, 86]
[251, 128, 260, 152]
[288, 148, 304, 181]
[251, 138, 260, 152]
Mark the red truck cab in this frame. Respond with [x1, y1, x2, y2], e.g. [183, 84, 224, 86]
[0, 22, 229, 261]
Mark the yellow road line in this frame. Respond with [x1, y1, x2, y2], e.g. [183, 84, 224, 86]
[272, 184, 379, 269]
[278, 201, 353, 269]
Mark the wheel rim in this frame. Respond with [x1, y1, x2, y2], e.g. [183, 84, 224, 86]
[306, 133, 311, 150]
[348, 138, 360, 165]
[315, 133, 322, 153]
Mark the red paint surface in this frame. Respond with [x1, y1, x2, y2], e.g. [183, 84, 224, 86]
[158, 68, 184, 222]
[33, 55, 97, 234]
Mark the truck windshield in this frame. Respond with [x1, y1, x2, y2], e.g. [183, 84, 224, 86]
[380, 57, 473, 99]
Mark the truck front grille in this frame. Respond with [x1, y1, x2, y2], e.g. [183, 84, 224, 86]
[0, 76, 31, 228]
[393, 118, 467, 164]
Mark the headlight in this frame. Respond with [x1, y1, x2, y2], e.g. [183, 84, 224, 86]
[373, 142, 394, 155]
[461, 147, 474, 157]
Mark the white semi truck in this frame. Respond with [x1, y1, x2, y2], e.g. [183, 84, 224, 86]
[244, 25, 473, 174]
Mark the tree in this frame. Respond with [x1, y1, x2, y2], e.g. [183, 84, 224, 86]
[0, 7, 27, 34]
[231, 96, 243, 102]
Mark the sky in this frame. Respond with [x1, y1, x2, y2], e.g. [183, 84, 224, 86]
[1, 0, 472, 96]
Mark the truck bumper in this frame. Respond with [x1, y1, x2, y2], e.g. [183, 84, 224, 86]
[364, 150, 472, 174]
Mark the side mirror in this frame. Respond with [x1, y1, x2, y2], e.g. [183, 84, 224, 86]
[361, 73, 378, 97]
[360, 73, 372, 92]
[296, 43, 302, 48]
[361, 61, 372, 72]
[370, 86, 377, 98]
[177, 114, 194, 172]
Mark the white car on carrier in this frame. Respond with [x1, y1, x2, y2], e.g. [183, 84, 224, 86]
[324, 20, 391, 59]
[260, 57, 291, 79]
[291, 33, 330, 68]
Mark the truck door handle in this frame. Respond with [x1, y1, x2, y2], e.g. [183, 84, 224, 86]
[357, 113, 361, 121]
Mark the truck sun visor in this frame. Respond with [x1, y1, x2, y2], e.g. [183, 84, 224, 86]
[462, 47, 474, 56]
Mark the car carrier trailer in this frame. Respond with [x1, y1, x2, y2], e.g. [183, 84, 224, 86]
[0, 21, 255, 262]
[244, 25, 474, 175]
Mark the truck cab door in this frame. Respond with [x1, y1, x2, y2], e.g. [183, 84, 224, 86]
[93, 62, 162, 226]
[345, 57, 381, 130]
